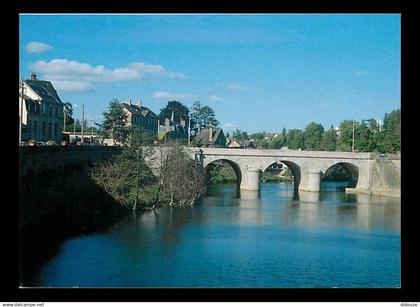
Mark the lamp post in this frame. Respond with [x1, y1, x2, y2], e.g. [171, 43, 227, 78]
[188, 116, 191, 147]
[73, 104, 78, 143]
[63, 106, 66, 133]
[133, 149, 140, 211]
[352, 120, 355, 152]
[81, 103, 85, 144]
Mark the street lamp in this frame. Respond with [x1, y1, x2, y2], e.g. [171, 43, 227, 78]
[188, 116, 191, 147]
[72, 103, 85, 144]
[81, 103, 85, 144]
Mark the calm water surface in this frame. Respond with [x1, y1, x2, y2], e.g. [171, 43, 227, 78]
[38, 182, 400, 288]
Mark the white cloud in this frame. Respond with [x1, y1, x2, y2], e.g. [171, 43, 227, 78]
[208, 94, 223, 102]
[224, 122, 237, 129]
[26, 42, 53, 54]
[225, 83, 249, 91]
[50, 80, 94, 93]
[29, 59, 187, 92]
[128, 62, 187, 79]
[152, 91, 197, 101]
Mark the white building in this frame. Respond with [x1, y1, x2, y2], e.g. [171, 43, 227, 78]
[19, 72, 64, 143]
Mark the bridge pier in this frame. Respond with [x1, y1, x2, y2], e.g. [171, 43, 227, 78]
[299, 170, 321, 192]
[240, 167, 260, 191]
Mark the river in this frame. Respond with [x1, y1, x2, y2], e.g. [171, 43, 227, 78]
[35, 182, 400, 288]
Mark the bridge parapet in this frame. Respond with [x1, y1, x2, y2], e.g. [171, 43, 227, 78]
[19, 146, 122, 177]
[187, 147, 374, 160]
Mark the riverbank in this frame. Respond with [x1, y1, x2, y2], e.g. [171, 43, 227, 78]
[20, 161, 129, 286]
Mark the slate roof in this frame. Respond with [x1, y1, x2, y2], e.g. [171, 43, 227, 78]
[122, 103, 158, 118]
[25, 79, 63, 104]
[195, 128, 224, 145]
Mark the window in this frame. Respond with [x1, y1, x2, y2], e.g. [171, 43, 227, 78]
[48, 123, 52, 139]
[42, 122, 46, 136]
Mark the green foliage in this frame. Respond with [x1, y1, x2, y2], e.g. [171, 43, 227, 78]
[102, 99, 129, 144]
[269, 134, 286, 149]
[92, 142, 207, 209]
[321, 127, 337, 151]
[232, 129, 249, 141]
[159, 100, 190, 123]
[381, 109, 400, 153]
[206, 162, 237, 184]
[190, 100, 219, 130]
[129, 127, 156, 147]
[286, 129, 305, 149]
[322, 164, 352, 182]
[336, 120, 354, 152]
[303, 122, 324, 150]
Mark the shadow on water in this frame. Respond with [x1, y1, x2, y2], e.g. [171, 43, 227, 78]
[32, 181, 400, 288]
[20, 162, 129, 287]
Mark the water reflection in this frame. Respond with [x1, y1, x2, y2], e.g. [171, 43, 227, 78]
[37, 182, 400, 288]
[239, 190, 260, 200]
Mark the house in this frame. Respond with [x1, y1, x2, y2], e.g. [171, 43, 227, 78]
[227, 138, 241, 148]
[194, 127, 226, 148]
[158, 111, 189, 142]
[19, 72, 64, 143]
[227, 138, 256, 149]
[122, 99, 159, 135]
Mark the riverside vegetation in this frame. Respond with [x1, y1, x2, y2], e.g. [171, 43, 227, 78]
[91, 130, 207, 210]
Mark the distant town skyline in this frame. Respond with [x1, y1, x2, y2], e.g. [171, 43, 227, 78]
[19, 14, 400, 133]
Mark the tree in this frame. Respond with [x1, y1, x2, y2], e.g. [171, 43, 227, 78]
[381, 109, 400, 153]
[336, 120, 354, 152]
[102, 99, 129, 144]
[320, 126, 337, 151]
[190, 101, 219, 130]
[355, 121, 372, 152]
[159, 100, 189, 123]
[190, 100, 203, 130]
[286, 129, 305, 150]
[63, 102, 74, 131]
[91, 144, 156, 210]
[160, 142, 207, 206]
[303, 122, 324, 150]
[232, 129, 248, 141]
[201, 105, 219, 128]
[269, 130, 287, 149]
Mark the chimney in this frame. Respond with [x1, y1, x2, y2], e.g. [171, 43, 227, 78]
[165, 118, 170, 132]
[30, 72, 37, 80]
[136, 100, 142, 108]
[128, 99, 131, 105]
[209, 127, 213, 142]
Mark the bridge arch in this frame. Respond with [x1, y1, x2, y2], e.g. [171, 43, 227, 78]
[262, 160, 301, 191]
[204, 159, 242, 190]
[322, 162, 359, 188]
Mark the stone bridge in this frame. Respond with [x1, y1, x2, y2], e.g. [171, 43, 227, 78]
[179, 147, 400, 197]
[19, 146, 401, 198]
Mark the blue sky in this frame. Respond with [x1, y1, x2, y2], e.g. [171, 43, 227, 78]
[19, 14, 400, 133]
